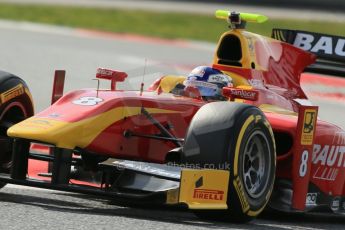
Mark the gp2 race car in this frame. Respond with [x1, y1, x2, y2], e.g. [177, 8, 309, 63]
[0, 10, 345, 223]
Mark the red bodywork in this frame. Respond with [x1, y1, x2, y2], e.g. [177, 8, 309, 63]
[19, 29, 345, 212]
[37, 90, 204, 161]
[211, 31, 345, 206]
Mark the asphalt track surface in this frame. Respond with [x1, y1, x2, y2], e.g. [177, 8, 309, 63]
[0, 21, 345, 229]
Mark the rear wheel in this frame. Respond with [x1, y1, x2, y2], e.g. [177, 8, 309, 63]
[0, 71, 34, 189]
[182, 102, 276, 222]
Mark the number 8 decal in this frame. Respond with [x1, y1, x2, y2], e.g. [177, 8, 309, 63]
[299, 150, 309, 177]
[73, 97, 103, 106]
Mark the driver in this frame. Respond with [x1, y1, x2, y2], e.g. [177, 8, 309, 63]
[171, 66, 233, 100]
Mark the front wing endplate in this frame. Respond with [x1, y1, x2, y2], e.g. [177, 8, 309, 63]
[170, 169, 230, 209]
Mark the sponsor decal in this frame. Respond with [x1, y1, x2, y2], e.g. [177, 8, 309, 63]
[179, 170, 229, 209]
[208, 74, 228, 83]
[301, 109, 317, 145]
[233, 176, 250, 212]
[195, 176, 203, 188]
[293, 33, 345, 57]
[0, 84, 25, 104]
[192, 177, 225, 201]
[73, 96, 103, 106]
[312, 132, 345, 181]
[306, 193, 318, 206]
[273, 29, 345, 62]
[231, 89, 258, 100]
[97, 68, 116, 77]
[48, 113, 61, 118]
[96, 68, 127, 82]
[193, 189, 224, 201]
[224, 88, 258, 101]
[331, 198, 340, 211]
[313, 144, 345, 167]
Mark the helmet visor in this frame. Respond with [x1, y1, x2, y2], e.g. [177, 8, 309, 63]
[184, 80, 219, 97]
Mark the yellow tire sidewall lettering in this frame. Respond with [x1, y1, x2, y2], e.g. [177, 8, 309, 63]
[233, 176, 250, 213]
[232, 114, 275, 217]
[233, 114, 254, 214]
[233, 115, 254, 176]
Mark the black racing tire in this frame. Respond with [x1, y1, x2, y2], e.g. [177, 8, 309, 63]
[0, 71, 34, 189]
[182, 102, 276, 223]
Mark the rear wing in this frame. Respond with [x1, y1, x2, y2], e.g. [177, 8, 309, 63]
[272, 29, 345, 77]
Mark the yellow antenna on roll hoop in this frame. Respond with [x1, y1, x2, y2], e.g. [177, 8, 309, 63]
[215, 10, 268, 29]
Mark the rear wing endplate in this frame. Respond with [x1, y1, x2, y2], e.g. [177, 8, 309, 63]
[272, 29, 345, 77]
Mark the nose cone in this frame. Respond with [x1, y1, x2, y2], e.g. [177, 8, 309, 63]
[7, 117, 69, 147]
[7, 106, 142, 149]
[7, 117, 85, 149]
[7, 106, 178, 150]
[7, 89, 192, 150]
[6, 89, 127, 149]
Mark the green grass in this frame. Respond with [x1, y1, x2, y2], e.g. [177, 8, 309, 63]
[0, 3, 344, 42]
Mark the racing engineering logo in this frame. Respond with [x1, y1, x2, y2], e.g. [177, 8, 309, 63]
[303, 111, 315, 134]
[301, 109, 317, 145]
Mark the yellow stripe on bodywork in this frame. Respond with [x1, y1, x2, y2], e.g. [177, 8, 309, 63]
[259, 104, 297, 116]
[8, 107, 179, 149]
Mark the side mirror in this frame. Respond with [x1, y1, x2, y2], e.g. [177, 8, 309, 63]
[96, 68, 128, 90]
[51, 70, 66, 104]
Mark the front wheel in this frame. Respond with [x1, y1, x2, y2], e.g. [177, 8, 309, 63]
[182, 102, 276, 222]
[0, 71, 34, 189]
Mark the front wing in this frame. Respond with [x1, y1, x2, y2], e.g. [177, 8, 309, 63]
[0, 142, 230, 210]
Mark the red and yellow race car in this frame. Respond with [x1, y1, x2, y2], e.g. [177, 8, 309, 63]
[0, 11, 344, 222]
